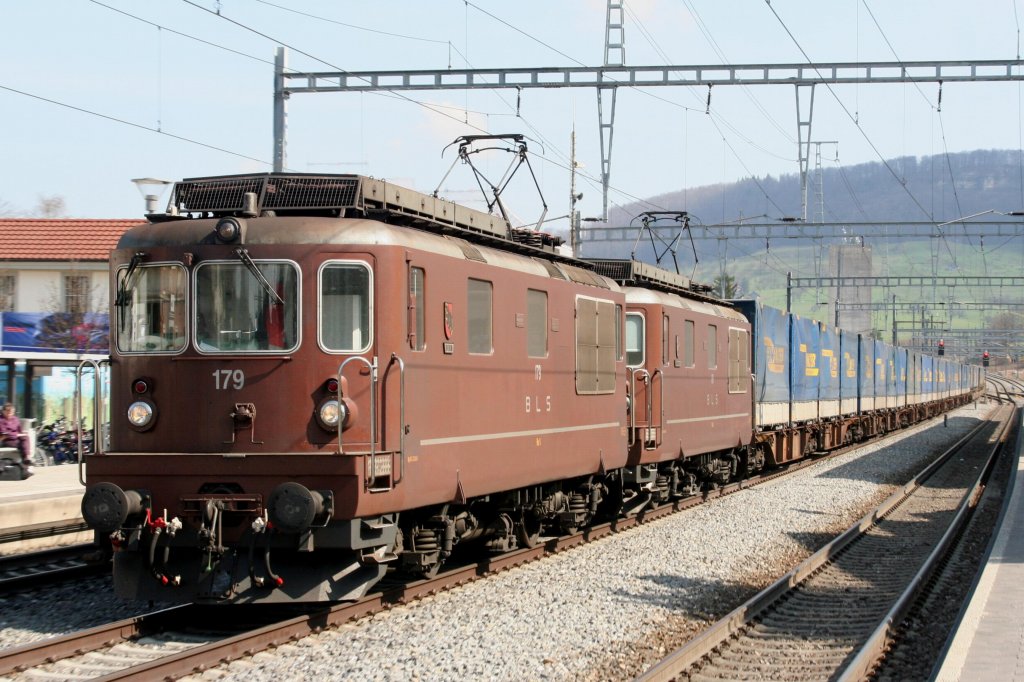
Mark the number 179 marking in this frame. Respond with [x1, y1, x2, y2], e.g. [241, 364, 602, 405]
[213, 369, 245, 390]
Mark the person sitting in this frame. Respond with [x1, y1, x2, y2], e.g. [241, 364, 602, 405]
[0, 403, 33, 475]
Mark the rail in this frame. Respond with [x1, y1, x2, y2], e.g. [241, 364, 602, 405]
[636, 403, 1013, 682]
[0, 405, 979, 680]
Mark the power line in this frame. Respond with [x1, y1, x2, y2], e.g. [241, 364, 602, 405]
[89, 0, 276, 68]
[0, 83, 272, 165]
[762, 0, 938, 224]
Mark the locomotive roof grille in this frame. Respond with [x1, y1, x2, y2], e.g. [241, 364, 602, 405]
[168, 173, 515, 240]
[158, 172, 617, 279]
[172, 174, 361, 214]
[586, 258, 720, 301]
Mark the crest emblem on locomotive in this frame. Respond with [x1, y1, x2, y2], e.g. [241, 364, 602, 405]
[444, 301, 454, 340]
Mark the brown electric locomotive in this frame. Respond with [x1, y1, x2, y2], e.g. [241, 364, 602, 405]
[79, 173, 751, 603]
[80, 172, 983, 604]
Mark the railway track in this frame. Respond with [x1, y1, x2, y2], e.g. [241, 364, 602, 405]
[0, 543, 105, 593]
[0, 410, 988, 681]
[637, 401, 1016, 682]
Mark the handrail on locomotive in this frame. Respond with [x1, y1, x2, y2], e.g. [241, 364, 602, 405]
[337, 353, 407, 492]
[75, 358, 109, 486]
[627, 367, 663, 450]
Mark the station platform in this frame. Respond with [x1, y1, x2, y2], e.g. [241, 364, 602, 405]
[934, 413, 1024, 680]
[0, 463, 89, 555]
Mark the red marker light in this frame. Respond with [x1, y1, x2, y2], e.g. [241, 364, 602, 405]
[326, 379, 339, 393]
[133, 379, 149, 394]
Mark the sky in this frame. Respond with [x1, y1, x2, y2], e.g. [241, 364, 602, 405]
[2, 0, 1023, 232]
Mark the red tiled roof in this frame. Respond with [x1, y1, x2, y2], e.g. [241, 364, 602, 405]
[0, 219, 141, 262]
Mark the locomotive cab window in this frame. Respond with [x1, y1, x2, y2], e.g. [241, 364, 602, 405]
[527, 289, 547, 358]
[707, 324, 718, 369]
[625, 312, 645, 368]
[615, 304, 623, 361]
[320, 262, 372, 353]
[468, 278, 492, 354]
[195, 260, 299, 353]
[662, 314, 670, 365]
[410, 266, 425, 351]
[116, 264, 188, 353]
[684, 319, 695, 367]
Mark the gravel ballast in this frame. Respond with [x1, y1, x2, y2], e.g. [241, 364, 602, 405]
[0, 402, 996, 681]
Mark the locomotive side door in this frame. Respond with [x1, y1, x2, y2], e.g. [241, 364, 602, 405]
[625, 311, 659, 449]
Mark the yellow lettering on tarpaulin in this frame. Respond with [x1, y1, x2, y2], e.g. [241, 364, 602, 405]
[805, 353, 819, 377]
[765, 337, 786, 374]
[844, 352, 857, 378]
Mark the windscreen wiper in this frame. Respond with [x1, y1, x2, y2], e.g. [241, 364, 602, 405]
[234, 247, 285, 305]
[115, 252, 147, 330]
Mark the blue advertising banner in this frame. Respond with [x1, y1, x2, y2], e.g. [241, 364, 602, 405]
[1, 312, 109, 353]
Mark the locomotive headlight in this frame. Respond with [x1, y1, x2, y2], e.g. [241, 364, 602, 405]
[127, 400, 155, 428]
[215, 217, 242, 243]
[317, 399, 347, 430]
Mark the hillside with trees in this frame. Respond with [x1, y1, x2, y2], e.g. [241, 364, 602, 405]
[582, 149, 1024, 359]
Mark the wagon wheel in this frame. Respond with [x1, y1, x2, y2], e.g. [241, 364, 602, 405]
[516, 511, 543, 549]
[418, 559, 443, 579]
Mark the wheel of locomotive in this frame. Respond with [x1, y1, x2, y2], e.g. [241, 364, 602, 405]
[516, 510, 543, 548]
[413, 527, 444, 579]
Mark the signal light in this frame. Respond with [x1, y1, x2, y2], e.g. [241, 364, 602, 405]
[983, 351, 990, 367]
[937, 340, 945, 356]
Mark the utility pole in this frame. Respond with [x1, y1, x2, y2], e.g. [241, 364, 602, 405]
[891, 294, 897, 345]
[569, 125, 582, 257]
[597, 1, 624, 221]
[273, 47, 288, 172]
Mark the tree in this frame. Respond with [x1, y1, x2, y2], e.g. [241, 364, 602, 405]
[713, 272, 739, 299]
[35, 195, 66, 218]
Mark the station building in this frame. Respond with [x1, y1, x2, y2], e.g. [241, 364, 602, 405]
[0, 218, 136, 432]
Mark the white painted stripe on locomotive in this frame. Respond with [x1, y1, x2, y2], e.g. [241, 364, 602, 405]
[419, 422, 622, 447]
[665, 412, 749, 425]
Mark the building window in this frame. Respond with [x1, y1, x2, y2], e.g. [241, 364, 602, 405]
[410, 267, 425, 351]
[0, 274, 14, 312]
[468, 278, 492, 354]
[64, 275, 91, 314]
[527, 289, 547, 358]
